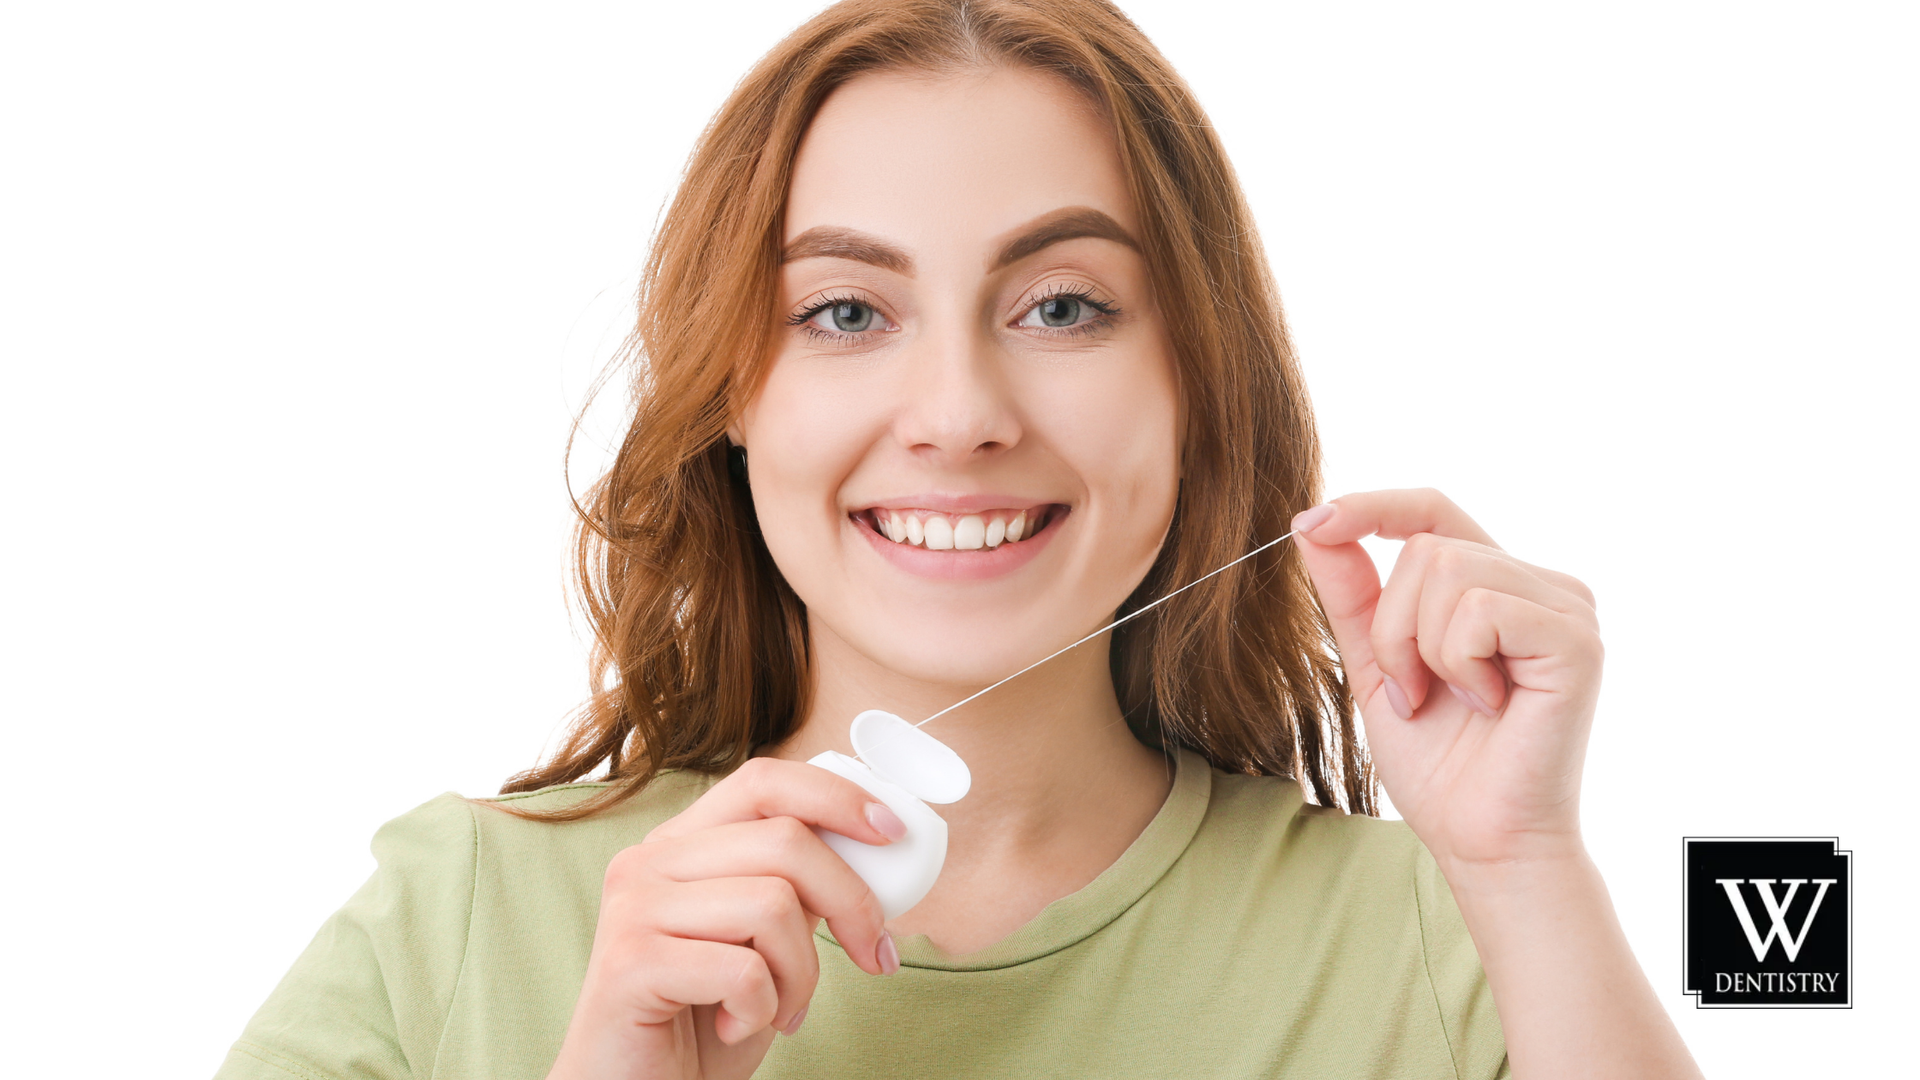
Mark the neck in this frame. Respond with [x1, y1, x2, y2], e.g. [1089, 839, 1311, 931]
[763, 617, 1174, 954]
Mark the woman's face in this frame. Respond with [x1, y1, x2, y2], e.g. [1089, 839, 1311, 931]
[738, 65, 1181, 691]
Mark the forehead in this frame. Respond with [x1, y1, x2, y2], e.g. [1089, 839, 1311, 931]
[784, 66, 1137, 255]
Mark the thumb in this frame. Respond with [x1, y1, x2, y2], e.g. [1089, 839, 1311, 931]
[1290, 504, 1388, 706]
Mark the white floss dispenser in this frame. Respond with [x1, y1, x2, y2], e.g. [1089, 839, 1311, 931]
[808, 709, 971, 919]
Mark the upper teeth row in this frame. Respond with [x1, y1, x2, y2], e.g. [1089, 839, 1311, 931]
[878, 509, 1034, 550]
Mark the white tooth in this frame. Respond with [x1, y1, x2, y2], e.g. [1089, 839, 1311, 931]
[1005, 511, 1026, 543]
[953, 514, 986, 550]
[985, 516, 1006, 548]
[923, 514, 955, 550]
[905, 514, 924, 546]
[886, 511, 906, 543]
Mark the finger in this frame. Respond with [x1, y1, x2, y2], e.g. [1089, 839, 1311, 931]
[649, 756, 905, 848]
[1369, 531, 1448, 712]
[626, 935, 779, 1045]
[1517, 559, 1597, 609]
[1290, 490, 1492, 718]
[1294, 488, 1498, 549]
[1288, 520, 1389, 712]
[1439, 588, 1604, 715]
[647, 815, 891, 976]
[647, 877, 819, 1035]
[1391, 539, 1599, 706]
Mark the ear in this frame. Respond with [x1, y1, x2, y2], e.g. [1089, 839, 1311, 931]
[724, 421, 744, 447]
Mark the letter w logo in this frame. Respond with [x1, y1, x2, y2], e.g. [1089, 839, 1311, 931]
[1715, 879, 1837, 963]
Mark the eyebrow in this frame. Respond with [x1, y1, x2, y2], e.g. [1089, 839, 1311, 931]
[779, 206, 1139, 277]
[990, 206, 1139, 270]
[780, 228, 913, 274]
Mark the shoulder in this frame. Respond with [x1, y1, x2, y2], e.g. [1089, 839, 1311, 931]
[1191, 769, 1508, 1079]
[362, 768, 720, 868]
[1196, 769, 1468, 943]
[474, 765, 721, 819]
[1199, 768, 1428, 881]
[217, 769, 727, 1080]
[450, 768, 724, 878]
[1202, 770, 1476, 932]
[271, 767, 727, 985]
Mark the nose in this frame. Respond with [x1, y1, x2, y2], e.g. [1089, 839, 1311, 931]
[892, 314, 1023, 465]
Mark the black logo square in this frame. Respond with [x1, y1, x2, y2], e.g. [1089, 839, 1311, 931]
[1683, 837, 1851, 1008]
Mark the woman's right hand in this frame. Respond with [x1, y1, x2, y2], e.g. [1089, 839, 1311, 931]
[544, 757, 906, 1080]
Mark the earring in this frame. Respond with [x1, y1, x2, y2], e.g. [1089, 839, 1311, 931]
[726, 442, 749, 484]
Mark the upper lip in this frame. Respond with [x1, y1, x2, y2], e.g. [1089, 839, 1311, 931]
[852, 494, 1061, 515]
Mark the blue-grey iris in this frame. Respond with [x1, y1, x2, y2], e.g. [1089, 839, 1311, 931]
[1039, 297, 1081, 327]
[831, 302, 873, 332]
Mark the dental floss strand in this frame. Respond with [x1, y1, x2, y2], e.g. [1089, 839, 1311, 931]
[910, 528, 1302, 732]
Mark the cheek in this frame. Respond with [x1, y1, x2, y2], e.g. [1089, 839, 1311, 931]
[739, 357, 882, 572]
[1034, 345, 1182, 518]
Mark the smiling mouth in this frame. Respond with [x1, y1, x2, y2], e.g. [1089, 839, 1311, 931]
[854, 504, 1064, 551]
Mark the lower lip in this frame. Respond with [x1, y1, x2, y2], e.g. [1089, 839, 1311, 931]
[854, 508, 1065, 581]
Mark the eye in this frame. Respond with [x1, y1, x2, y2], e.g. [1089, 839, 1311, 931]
[789, 295, 897, 341]
[1014, 288, 1118, 332]
[807, 300, 882, 334]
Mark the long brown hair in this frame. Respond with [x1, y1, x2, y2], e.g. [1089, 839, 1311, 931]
[502, 0, 1375, 819]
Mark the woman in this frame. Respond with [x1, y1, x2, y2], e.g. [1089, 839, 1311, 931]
[220, 1, 1701, 1077]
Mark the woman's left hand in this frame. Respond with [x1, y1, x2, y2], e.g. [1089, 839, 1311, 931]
[1290, 489, 1602, 873]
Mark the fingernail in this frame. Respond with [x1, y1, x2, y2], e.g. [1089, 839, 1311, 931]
[1449, 683, 1497, 716]
[865, 802, 907, 842]
[781, 1005, 808, 1036]
[876, 931, 900, 975]
[1291, 503, 1335, 536]
[1381, 676, 1413, 720]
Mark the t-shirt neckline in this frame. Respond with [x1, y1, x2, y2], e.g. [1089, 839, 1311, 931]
[817, 747, 1213, 972]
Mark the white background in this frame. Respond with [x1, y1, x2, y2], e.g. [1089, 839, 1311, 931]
[2, 1, 1913, 1074]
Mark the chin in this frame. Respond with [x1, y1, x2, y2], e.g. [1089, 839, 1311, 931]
[851, 621, 1056, 692]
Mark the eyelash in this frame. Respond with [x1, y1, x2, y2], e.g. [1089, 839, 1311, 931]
[786, 285, 1123, 344]
[1026, 284, 1122, 338]
[786, 292, 876, 344]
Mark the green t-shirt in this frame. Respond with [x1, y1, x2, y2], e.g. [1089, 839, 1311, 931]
[218, 748, 1508, 1079]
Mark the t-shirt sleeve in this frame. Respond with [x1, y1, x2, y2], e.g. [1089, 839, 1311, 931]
[1412, 846, 1511, 1080]
[216, 794, 479, 1080]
